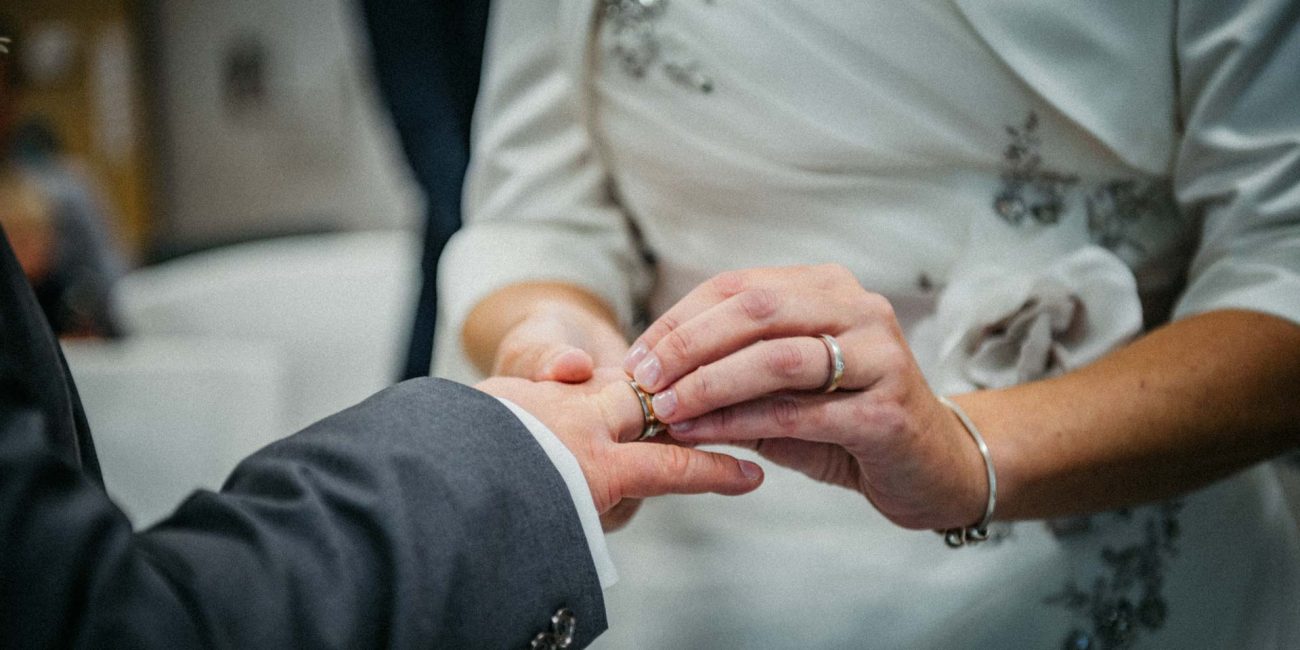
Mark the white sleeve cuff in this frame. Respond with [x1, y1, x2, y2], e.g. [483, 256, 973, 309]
[495, 397, 619, 590]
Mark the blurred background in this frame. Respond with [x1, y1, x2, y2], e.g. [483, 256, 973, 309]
[1, 0, 431, 525]
[4, 4, 1300, 649]
[2, 0, 1298, 566]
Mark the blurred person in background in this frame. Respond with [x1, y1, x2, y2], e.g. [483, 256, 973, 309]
[358, 0, 490, 380]
[0, 167, 55, 286]
[0, 16, 124, 338]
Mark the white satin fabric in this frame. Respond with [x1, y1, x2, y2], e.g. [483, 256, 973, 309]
[439, 1, 1300, 646]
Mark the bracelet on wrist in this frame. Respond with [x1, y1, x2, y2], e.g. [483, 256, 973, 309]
[937, 395, 997, 548]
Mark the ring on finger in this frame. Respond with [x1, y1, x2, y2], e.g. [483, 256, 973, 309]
[626, 379, 665, 441]
[817, 334, 846, 393]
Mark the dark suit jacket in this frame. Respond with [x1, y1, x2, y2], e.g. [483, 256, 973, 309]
[0, 226, 606, 648]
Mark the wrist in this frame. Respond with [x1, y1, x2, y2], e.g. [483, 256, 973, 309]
[937, 394, 999, 547]
[947, 391, 1024, 524]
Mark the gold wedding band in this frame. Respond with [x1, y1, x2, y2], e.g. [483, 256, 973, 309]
[626, 379, 665, 441]
[818, 334, 845, 393]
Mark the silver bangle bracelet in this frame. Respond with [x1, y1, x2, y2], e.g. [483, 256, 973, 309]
[938, 395, 997, 548]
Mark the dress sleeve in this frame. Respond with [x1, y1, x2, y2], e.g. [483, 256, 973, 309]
[435, 0, 651, 378]
[1170, 0, 1300, 325]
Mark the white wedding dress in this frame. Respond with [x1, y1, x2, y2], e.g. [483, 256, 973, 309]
[436, 1, 1300, 647]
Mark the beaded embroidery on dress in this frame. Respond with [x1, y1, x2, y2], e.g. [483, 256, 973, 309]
[600, 0, 715, 93]
[994, 112, 1177, 263]
[979, 114, 1187, 650]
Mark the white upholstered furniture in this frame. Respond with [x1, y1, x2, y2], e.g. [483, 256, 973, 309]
[62, 230, 417, 526]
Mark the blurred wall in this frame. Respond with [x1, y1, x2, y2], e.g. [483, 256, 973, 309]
[150, 0, 419, 255]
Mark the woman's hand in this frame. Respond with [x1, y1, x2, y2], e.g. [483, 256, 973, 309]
[623, 265, 988, 530]
[493, 305, 629, 382]
[477, 369, 764, 531]
[464, 282, 629, 382]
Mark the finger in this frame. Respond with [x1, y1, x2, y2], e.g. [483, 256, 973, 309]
[651, 325, 909, 422]
[626, 269, 809, 383]
[627, 265, 874, 392]
[667, 392, 900, 450]
[615, 444, 763, 498]
[624, 266, 825, 377]
[632, 290, 846, 393]
[538, 347, 596, 383]
[623, 270, 751, 375]
[496, 340, 595, 383]
[649, 337, 833, 423]
[727, 438, 863, 493]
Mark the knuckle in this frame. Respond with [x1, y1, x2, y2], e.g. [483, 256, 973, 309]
[690, 368, 716, 406]
[660, 445, 694, 477]
[737, 287, 780, 324]
[826, 263, 856, 282]
[709, 270, 748, 298]
[770, 396, 802, 433]
[859, 292, 896, 321]
[813, 263, 856, 288]
[869, 402, 910, 439]
[646, 314, 680, 343]
[662, 329, 695, 364]
[765, 341, 806, 380]
[876, 345, 912, 379]
[714, 404, 736, 433]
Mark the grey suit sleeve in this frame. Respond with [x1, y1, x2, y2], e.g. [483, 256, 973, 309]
[1, 378, 607, 648]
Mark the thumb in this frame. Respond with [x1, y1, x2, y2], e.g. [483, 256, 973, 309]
[536, 346, 596, 382]
[613, 444, 764, 499]
[495, 339, 596, 382]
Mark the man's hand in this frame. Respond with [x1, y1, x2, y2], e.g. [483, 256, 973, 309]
[477, 370, 764, 529]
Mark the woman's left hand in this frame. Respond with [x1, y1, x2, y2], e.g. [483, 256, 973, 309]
[623, 265, 989, 530]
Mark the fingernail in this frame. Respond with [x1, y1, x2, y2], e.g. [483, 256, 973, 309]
[651, 387, 676, 419]
[740, 460, 763, 481]
[624, 342, 648, 372]
[669, 418, 694, 435]
[633, 353, 661, 388]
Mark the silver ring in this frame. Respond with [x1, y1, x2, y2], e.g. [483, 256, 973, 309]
[626, 379, 664, 441]
[817, 334, 845, 393]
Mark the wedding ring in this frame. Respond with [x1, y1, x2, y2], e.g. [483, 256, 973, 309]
[817, 334, 845, 393]
[626, 379, 665, 441]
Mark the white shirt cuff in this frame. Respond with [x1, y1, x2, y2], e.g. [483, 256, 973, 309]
[495, 397, 619, 590]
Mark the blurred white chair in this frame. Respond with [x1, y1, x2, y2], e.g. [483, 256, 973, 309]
[62, 337, 286, 525]
[63, 229, 418, 526]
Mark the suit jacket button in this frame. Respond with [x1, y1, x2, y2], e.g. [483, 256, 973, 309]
[551, 608, 576, 648]
[531, 608, 577, 649]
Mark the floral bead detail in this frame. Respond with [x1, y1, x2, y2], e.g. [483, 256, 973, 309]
[994, 112, 1176, 256]
[601, 0, 715, 93]
[995, 112, 1079, 226]
[1045, 503, 1184, 650]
